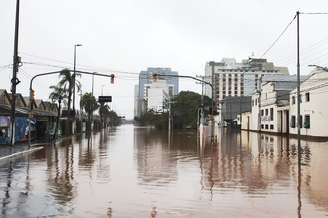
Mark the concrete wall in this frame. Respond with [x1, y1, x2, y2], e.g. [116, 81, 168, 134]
[241, 112, 252, 130]
[251, 93, 260, 131]
[289, 70, 328, 137]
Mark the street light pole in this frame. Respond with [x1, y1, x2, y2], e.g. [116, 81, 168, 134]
[10, 0, 21, 145]
[73, 44, 82, 114]
[72, 44, 82, 135]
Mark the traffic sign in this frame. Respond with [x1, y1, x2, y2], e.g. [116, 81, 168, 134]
[98, 96, 112, 103]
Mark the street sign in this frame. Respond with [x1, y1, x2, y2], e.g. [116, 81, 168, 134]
[98, 96, 112, 103]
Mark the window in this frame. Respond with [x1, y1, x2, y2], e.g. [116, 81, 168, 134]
[270, 108, 274, 121]
[261, 110, 264, 116]
[292, 96, 295, 104]
[304, 115, 310, 129]
[299, 115, 303, 128]
[261, 124, 264, 129]
[291, 116, 296, 128]
[265, 109, 268, 116]
[270, 125, 274, 130]
[265, 125, 268, 129]
[305, 92, 310, 102]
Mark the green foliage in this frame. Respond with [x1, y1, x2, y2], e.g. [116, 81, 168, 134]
[80, 92, 99, 121]
[136, 91, 212, 129]
[138, 110, 168, 129]
[49, 85, 68, 106]
[57, 68, 81, 111]
[172, 91, 212, 129]
[99, 104, 121, 126]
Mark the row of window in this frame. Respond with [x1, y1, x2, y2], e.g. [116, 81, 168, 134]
[217, 70, 279, 73]
[261, 124, 274, 130]
[252, 98, 259, 106]
[290, 115, 311, 129]
[291, 92, 310, 104]
[260, 108, 274, 121]
[218, 72, 246, 76]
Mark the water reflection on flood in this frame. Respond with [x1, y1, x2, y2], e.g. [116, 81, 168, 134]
[0, 125, 327, 217]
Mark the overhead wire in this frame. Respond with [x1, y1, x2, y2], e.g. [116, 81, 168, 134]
[260, 14, 297, 58]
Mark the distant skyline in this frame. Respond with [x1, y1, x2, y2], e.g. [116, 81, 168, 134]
[1, 0, 328, 118]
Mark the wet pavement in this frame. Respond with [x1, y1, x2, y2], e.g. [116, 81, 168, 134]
[0, 124, 327, 217]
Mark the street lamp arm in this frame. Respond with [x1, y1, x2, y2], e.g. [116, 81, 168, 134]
[29, 70, 115, 95]
[152, 73, 215, 117]
[308, 64, 328, 72]
[29, 70, 62, 91]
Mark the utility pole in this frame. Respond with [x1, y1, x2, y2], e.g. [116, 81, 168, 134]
[10, 0, 21, 145]
[296, 11, 302, 215]
[296, 11, 301, 146]
[92, 73, 95, 96]
[168, 98, 172, 133]
[196, 75, 205, 125]
[72, 44, 82, 135]
[73, 44, 82, 114]
[257, 75, 262, 131]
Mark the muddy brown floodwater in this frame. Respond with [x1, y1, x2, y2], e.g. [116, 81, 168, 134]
[0, 124, 327, 217]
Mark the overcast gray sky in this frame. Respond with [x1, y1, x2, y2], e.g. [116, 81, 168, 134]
[1, 0, 328, 118]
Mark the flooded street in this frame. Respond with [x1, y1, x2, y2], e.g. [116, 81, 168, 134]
[0, 125, 328, 217]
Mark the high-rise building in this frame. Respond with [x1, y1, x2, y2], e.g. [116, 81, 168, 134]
[204, 58, 289, 106]
[134, 67, 179, 118]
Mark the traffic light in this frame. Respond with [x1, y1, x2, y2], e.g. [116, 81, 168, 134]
[152, 73, 159, 81]
[110, 74, 115, 84]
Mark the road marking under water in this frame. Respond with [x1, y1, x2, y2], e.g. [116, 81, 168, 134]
[0, 146, 44, 162]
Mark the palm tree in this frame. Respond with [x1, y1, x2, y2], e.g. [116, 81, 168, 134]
[49, 85, 68, 107]
[57, 68, 81, 111]
[80, 93, 99, 131]
[99, 103, 110, 127]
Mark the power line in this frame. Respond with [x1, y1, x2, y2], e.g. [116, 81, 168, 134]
[0, 64, 12, 69]
[261, 14, 297, 58]
[300, 12, 328, 15]
[20, 52, 141, 75]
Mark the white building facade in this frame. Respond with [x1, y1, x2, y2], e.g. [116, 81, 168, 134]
[144, 79, 173, 113]
[135, 68, 179, 118]
[289, 69, 328, 137]
[257, 81, 297, 134]
[205, 58, 289, 107]
[248, 76, 302, 134]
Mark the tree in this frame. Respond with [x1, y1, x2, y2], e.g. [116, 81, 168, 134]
[99, 104, 121, 126]
[49, 85, 68, 107]
[138, 110, 168, 129]
[172, 91, 212, 129]
[80, 93, 99, 130]
[57, 68, 81, 111]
